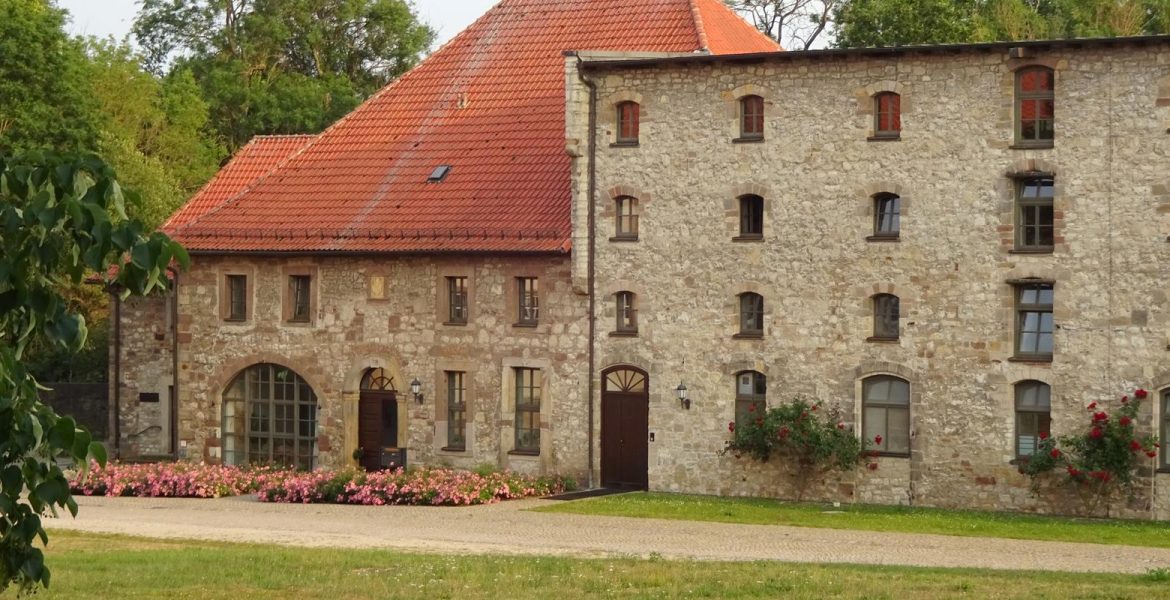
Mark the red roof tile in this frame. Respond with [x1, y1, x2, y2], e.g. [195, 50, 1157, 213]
[163, 135, 314, 232]
[172, 0, 778, 253]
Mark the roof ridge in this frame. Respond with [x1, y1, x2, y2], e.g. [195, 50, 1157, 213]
[688, 0, 710, 52]
[251, 134, 317, 139]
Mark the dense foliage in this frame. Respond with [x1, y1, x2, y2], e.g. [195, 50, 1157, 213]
[1021, 389, 1160, 514]
[0, 152, 186, 593]
[133, 0, 435, 150]
[725, 397, 867, 498]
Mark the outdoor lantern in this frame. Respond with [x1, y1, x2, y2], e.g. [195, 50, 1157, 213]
[410, 378, 424, 404]
[676, 383, 690, 410]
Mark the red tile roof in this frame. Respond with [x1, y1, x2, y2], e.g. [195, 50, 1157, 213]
[163, 135, 314, 231]
[171, 0, 779, 254]
[693, 0, 783, 54]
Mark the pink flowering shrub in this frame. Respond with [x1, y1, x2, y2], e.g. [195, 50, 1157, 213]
[72, 462, 294, 498]
[71, 462, 573, 506]
[256, 467, 572, 506]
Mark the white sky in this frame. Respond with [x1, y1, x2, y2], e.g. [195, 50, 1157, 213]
[57, 0, 501, 49]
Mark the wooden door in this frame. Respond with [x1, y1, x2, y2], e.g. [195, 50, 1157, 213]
[358, 390, 397, 471]
[600, 367, 649, 489]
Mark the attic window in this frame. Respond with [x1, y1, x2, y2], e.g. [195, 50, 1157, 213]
[427, 165, 452, 183]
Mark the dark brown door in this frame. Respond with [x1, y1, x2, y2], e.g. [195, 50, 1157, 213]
[600, 367, 649, 489]
[358, 390, 397, 471]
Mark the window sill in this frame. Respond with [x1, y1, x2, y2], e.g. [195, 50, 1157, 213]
[440, 447, 467, 453]
[733, 332, 764, 340]
[513, 322, 538, 329]
[223, 318, 248, 324]
[285, 319, 312, 326]
[1158, 468, 1170, 474]
[1010, 142, 1054, 150]
[610, 330, 638, 338]
[1008, 355, 1053, 364]
[610, 141, 639, 148]
[867, 134, 901, 142]
[732, 235, 764, 243]
[508, 449, 540, 457]
[865, 234, 900, 243]
[609, 235, 639, 243]
[872, 452, 910, 459]
[442, 321, 469, 327]
[866, 336, 900, 344]
[732, 137, 765, 144]
[1009, 248, 1054, 255]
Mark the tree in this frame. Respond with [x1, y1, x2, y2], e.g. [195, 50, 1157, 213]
[0, 152, 187, 593]
[833, 0, 980, 47]
[0, 0, 99, 154]
[724, 0, 839, 49]
[133, 0, 435, 150]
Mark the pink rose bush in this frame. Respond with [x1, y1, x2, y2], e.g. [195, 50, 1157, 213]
[256, 467, 571, 506]
[71, 462, 572, 506]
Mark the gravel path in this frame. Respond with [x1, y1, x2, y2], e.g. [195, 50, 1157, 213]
[46, 495, 1170, 574]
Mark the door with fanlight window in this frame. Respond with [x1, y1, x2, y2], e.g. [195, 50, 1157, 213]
[358, 368, 401, 471]
[600, 366, 649, 489]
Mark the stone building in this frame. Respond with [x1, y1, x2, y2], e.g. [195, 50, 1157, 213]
[108, 0, 777, 479]
[565, 37, 1170, 518]
[110, 0, 1170, 518]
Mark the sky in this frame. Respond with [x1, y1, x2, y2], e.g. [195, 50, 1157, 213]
[57, 0, 501, 49]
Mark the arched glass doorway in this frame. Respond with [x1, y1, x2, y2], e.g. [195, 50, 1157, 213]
[222, 363, 317, 470]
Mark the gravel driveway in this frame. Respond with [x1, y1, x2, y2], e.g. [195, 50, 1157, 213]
[45, 495, 1170, 574]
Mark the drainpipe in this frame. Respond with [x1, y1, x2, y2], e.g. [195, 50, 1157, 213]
[111, 291, 122, 461]
[169, 270, 180, 458]
[576, 57, 599, 489]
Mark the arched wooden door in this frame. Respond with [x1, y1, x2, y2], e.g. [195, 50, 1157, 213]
[600, 366, 649, 489]
[358, 368, 399, 471]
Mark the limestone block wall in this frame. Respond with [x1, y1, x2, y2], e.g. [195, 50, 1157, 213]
[577, 42, 1170, 518]
[112, 293, 175, 458]
[171, 254, 589, 479]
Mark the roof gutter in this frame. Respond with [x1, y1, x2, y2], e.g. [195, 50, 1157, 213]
[576, 56, 599, 490]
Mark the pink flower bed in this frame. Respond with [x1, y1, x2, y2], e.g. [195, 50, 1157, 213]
[256, 467, 571, 506]
[71, 462, 572, 506]
[72, 462, 293, 498]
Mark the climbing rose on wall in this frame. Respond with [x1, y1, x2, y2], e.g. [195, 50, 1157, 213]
[1022, 389, 1159, 515]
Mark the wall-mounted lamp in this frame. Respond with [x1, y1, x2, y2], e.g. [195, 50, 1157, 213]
[410, 378, 424, 404]
[676, 383, 690, 410]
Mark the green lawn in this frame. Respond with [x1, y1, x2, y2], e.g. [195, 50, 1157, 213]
[534, 492, 1170, 548]
[32, 531, 1170, 599]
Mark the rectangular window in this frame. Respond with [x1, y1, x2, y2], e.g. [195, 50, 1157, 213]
[615, 196, 639, 239]
[517, 277, 539, 325]
[738, 195, 763, 239]
[874, 92, 901, 138]
[514, 368, 541, 453]
[1015, 282, 1054, 360]
[289, 275, 312, 323]
[734, 371, 766, 426]
[872, 294, 900, 340]
[446, 276, 468, 324]
[616, 102, 639, 144]
[873, 194, 900, 238]
[738, 293, 764, 336]
[1016, 67, 1055, 146]
[1162, 391, 1169, 470]
[226, 274, 247, 321]
[445, 371, 466, 451]
[1015, 381, 1051, 458]
[740, 95, 764, 139]
[615, 292, 637, 333]
[863, 376, 911, 456]
[1016, 178, 1054, 251]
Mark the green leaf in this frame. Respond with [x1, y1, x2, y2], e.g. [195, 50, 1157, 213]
[71, 428, 92, 461]
[88, 441, 108, 467]
[48, 416, 75, 450]
[1, 465, 21, 494]
[33, 479, 66, 505]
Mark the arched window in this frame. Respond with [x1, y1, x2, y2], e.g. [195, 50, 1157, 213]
[862, 375, 910, 456]
[1016, 67, 1054, 146]
[1015, 380, 1051, 458]
[738, 194, 763, 239]
[873, 92, 901, 138]
[872, 294, 900, 340]
[739, 95, 764, 140]
[734, 370, 766, 425]
[615, 195, 639, 239]
[616, 101, 640, 144]
[615, 291, 637, 334]
[738, 292, 764, 337]
[872, 193, 900, 239]
[222, 363, 318, 470]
